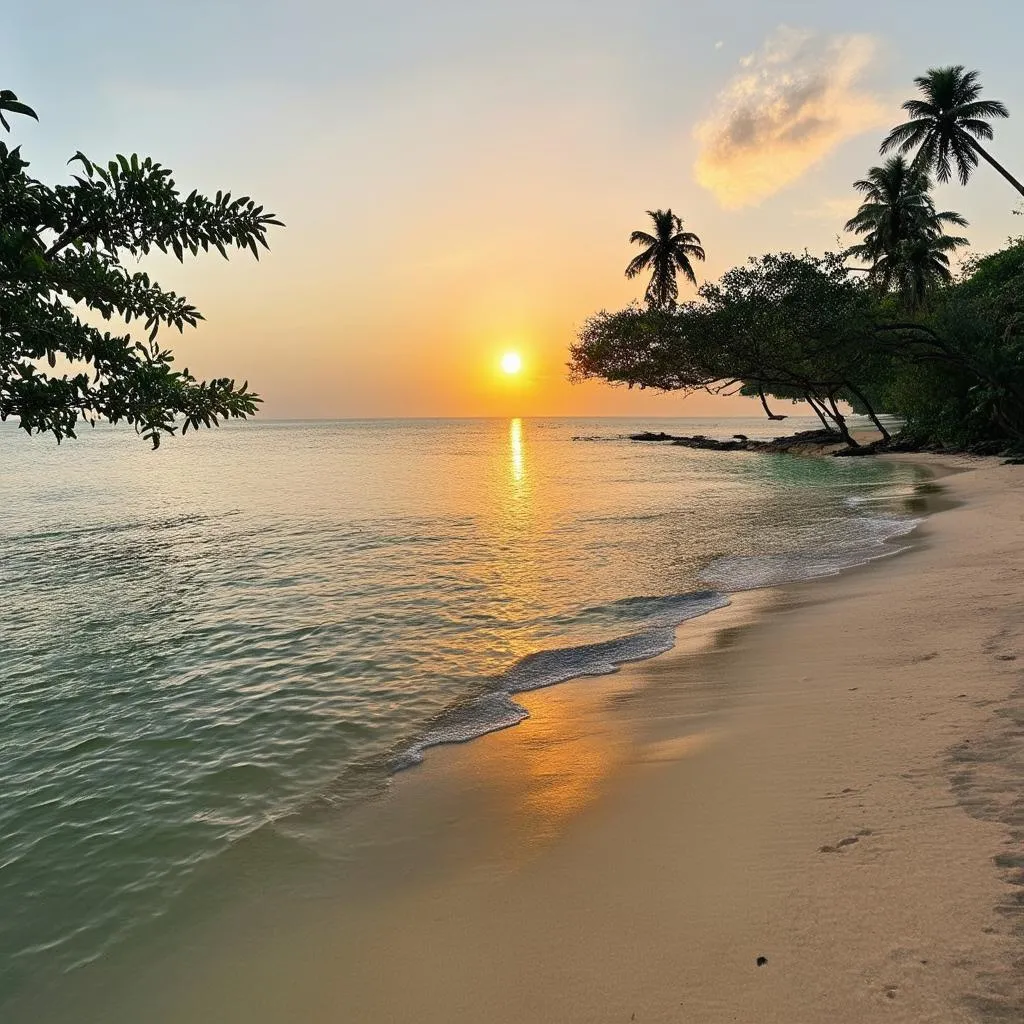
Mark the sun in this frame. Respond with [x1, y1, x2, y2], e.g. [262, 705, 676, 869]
[500, 351, 523, 375]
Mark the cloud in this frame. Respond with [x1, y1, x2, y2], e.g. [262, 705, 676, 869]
[694, 27, 888, 209]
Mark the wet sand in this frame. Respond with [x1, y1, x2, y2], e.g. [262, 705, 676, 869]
[27, 455, 1024, 1023]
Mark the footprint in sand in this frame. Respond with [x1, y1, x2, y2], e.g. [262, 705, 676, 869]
[819, 829, 873, 853]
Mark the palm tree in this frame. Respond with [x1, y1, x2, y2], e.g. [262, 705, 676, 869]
[845, 157, 968, 310]
[625, 209, 705, 310]
[881, 66, 1024, 199]
[845, 156, 965, 256]
[865, 232, 965, 310]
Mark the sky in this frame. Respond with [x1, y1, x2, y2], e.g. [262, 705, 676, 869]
[7, 1, 1024, 419]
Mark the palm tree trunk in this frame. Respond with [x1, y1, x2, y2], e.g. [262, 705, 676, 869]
[968, 138, 1024, 199]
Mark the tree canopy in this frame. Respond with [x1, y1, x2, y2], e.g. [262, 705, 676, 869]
[0, 89, 282, 447]
[881, 66, 1024, 198]
[625, 209, 705, 310]
[844, 156, 969, 310]
[570, 245, 1024, 451]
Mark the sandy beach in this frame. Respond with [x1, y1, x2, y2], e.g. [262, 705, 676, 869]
[309, 454, 1024, 1024]
[25, 454, 1024, 1024]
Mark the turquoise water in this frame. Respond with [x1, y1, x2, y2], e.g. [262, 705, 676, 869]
[0, 416, 925, 1009]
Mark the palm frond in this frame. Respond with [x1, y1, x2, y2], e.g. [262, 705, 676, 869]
[901, 100, 938, 119]
[673, 252, 698, 286]
[957, 99, 1009, 120]
[625, 248, 655, 279]
[949, 134, 979, 185]
[958, 119, 995, 141]
[928, 233, 969, 250]
[845, 243, 875, 262]
[934, 209, 969, 227]
[881, 119, 931, 153]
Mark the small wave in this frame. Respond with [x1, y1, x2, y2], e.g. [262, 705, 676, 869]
[393, 693, 529, 770]
[701, 515, 922, 591]
[396, 590, 730, 770]
[575, 590, 728, 628]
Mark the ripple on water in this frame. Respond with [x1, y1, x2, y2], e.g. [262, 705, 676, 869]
[0, 417, 929, 1002]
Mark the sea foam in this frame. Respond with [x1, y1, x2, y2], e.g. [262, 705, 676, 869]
[395, 590, 730, 769]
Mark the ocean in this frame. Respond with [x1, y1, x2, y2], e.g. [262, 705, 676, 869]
[0, 416, 928, 1012]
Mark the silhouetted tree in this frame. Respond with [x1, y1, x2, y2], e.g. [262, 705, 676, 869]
[625, 209, 705, 310]
[845, 157, 968, 309]
[881, 66, 1024, 199]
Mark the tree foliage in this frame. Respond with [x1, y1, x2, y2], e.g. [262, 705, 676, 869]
[571, 245, 1024, 450]
[0, 90, 282, 447]
[625, 209, 705, 310]
[881, 66, 1024, 198]
[845, 156, 968, 309]
[575, 253, 904, 444]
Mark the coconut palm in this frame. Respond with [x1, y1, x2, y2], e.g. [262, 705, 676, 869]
[881, 66, 1024, 198]
[625, 209, 705, 310]
[845, 156, 968, 310]
[845, 156, 966, 256]
[845, 156, 968, 265]
[869, 232, 966, 310]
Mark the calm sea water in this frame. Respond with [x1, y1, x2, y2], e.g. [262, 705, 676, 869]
[0, 416, 926, 1006]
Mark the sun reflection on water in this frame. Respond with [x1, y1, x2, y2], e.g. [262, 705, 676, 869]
[509, 417, 525, 485]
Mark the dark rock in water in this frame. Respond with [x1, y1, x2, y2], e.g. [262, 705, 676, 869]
[628, 431, 679, 442]
[670, 435, 749, 451]
[618, 425, 965, 457]
[629, 426, 848, 454]
[759, 428, 839, 450]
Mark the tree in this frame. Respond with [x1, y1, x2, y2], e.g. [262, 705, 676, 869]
[625, 209, 705, 310]
[844, 157, 968, 310]
[881, 66, 1024, 199]
[876, 232, 968, 311]
[574, 253, 906, 446]
[0, 89, 282, 447]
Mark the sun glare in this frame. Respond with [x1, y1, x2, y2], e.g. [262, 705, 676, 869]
[500, 351, 523, 375]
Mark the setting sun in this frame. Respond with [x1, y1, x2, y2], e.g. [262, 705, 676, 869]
[500, 351, 523, 375]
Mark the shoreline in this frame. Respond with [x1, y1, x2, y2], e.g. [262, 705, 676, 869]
[394, 442, 933, 775]
[322, 452, 1024, 1023]
[18, 452, 1024, 1023]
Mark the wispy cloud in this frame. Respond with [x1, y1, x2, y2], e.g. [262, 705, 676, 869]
[694, 27, 888, 209]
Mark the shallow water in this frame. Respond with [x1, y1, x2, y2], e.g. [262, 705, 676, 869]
[0, 416, 926, 1008]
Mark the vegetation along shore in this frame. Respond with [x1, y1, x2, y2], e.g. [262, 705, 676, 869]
[571, 66, 1024, 457]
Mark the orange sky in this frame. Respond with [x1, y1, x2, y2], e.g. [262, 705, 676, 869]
[11, 3, 1024, 419]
